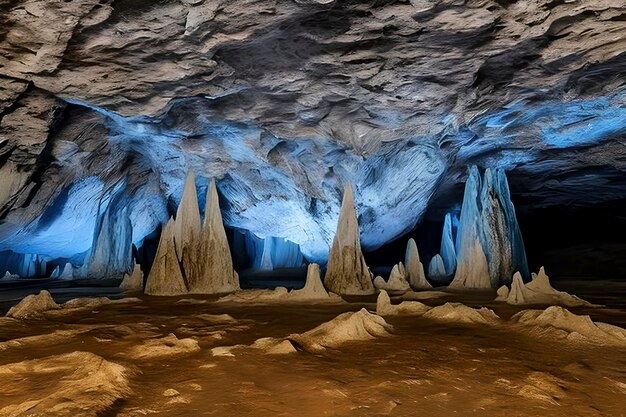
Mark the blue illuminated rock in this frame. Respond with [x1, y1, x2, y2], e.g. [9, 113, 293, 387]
[494, 169, 529, 281]
[479, 169, 512, 287]
[428, 255, 447, 283]
[448, 166, 529, 289]
[450, 167, 491, 289]
[405, 239, 431, 290]
[440, 213, 457, 276]
[81, 204, 133, 279]
[324, 184, 375, 295]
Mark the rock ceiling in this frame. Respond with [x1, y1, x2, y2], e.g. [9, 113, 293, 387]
[0, 0, 625, 261]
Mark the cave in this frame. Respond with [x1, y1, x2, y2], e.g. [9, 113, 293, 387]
[0, 0, 625, 415]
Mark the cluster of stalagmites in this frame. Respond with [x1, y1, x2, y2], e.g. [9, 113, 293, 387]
[145, 171, 239, 296]
[0, 166, 587, 305]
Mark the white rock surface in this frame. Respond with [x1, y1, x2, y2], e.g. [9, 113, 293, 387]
[323, 184, 375, 295]
[120, 263, 144, 292]
[405, 238, 431, 289]
[2, 271, 19, 280]
[58, 262, 74, 280]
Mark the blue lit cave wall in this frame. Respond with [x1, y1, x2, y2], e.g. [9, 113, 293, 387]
[1, 88, 625, 279]
[1, 0, 625, 279]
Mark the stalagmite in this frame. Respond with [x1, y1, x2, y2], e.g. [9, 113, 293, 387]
[258, 237, 274, 271]
[479, 169, 512, 287]
[190, 179, 239, 294]
[290, 263, 333, 300]
[59, 263, 74, 280]
[502, 268, 594, 307]
[450, 167, 491, 289]
[323, 184, 375, 295]
[428, 254, 447, 282]
[405, 238, 431, 289]
[494, 169, 529, 280]
[120, 263, 144, 292]
[374, 263, 411, 292]
[145, 219, 188, 296]
[440, 213, 457, 276]
[174, 170, 203, 284]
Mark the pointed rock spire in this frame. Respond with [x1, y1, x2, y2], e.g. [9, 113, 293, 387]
[405, 238, 431, 289]
[120, 263, 144, 292]
[290, 263, 332, 300]
[449, 167, 491, 289]
[428, 254, 447, 282]
[189, 179, 239, 294]
[323, 184, 375, 295]
[145, 218, 188, 296]
[440, 213, 457, 275]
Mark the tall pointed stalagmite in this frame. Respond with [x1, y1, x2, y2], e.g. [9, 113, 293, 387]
[145, 218, 188, 296]
[449, 167, 491, 289]
[174, 170, 202, 281]
[405, 238, 431, 289]
[189, 179, 239, 294]
[324, 184, 375, 295]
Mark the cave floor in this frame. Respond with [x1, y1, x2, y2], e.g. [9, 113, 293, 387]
[0, 287, 625, 416]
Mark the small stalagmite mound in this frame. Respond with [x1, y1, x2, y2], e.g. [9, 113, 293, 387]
[373, 262, 411, 292]
[376, 290, 429, 316]
[0, 351, 132, 417]
[120, 263, 144, 292]
[423, 302, 500, 325]
[288, 308, 392, 352]
[6, 290, 60, 319]
[121, 333, 201, 360]
[498, 268, 596, 307]
[289, 263, 335, 300]
[405, 238, 431, 290]
[511, 306, 626, 346]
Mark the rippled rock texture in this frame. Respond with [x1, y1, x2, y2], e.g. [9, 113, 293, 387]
[0, 0, 625, 263]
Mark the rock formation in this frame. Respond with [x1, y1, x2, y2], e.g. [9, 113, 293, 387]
[449, 166, 529, 289]
[440, 213, 457, 276]
[145, 173, 239, 295]
[512, 306, 626, 346]
[2, 271, 19, 280]
[120, 263, 144, 292]
[6, 290, 60, 319]
[428, 255, 448, 283]
[289, 263, 333, 300]
[81, 203, 133, 279]
[288, 308, 393, 353]
[373, 263, 411, 292]
[376, 290, 429, 316]
[499, 268, 595, 307]
[58, 263, 74, 280]
[423, 303, 501, 326]
[144, 219, 188, 296]
[0, 0, 624, 271]
[323, 184, 375, 295]
[0, 351, 132, 417]
[405, 239, 431, 290]
[192, 179, 239, 294]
